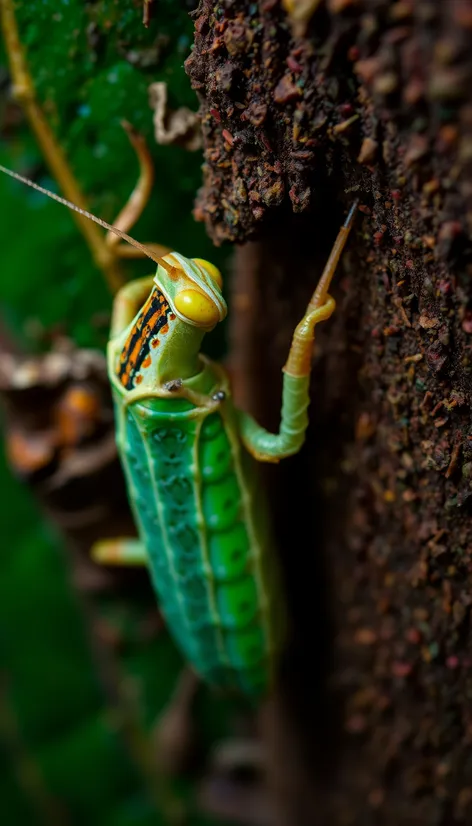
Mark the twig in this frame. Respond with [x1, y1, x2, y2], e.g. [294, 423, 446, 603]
[0, 0, 124, 294]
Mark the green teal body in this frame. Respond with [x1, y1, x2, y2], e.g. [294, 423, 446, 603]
[113, 373, 285, 699]
[0, 161, 356, 702]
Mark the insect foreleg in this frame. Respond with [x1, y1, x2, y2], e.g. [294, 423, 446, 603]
[238, 297, 335, 462]
[110, 275, 156, 338]
[238, 201, 357, 463]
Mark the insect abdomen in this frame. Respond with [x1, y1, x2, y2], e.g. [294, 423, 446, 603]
[198, 411, 282, 697]
[118, 397, 284, 699]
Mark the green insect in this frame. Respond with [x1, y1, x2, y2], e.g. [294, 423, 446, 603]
[0, 161, 357, 701]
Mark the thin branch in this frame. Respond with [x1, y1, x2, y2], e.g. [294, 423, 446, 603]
[0, 0, 124, 294]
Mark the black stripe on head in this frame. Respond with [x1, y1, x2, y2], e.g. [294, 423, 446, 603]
[117, 287, 171, 389]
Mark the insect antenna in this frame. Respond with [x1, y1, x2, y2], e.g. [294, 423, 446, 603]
[308, 198, 359, 311]
[0, 163, 174, 274]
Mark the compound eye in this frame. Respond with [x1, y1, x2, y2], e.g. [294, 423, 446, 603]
[192, 258, 223, 290]
[174, 289, 220, 327]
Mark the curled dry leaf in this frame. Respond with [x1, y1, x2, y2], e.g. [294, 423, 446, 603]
[148, 81, 202, 151]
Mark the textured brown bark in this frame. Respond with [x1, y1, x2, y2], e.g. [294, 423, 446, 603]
[186, 1, 472, 824]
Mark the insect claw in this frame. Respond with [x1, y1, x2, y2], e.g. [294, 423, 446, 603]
[344, 198, 360, 229]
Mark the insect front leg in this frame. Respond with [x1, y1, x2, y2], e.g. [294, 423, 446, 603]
[238, 202, 358, 463]
[238, 297, 336, 462]
[110, 274, 156, 337]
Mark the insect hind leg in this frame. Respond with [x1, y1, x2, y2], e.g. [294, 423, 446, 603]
[91, 538, 148, 566]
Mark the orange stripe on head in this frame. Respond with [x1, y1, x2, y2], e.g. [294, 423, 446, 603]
[122, 336, 143, 383]
[119, 292, 155, 364]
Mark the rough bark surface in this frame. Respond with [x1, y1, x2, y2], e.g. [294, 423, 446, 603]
[186, 1, 472, 824]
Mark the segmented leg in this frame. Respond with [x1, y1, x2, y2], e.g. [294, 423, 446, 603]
[284, 199, 358, 377]
[239, 201, 358, 462]
[110, 275, 156, 338]
[91, 538, 147, 566]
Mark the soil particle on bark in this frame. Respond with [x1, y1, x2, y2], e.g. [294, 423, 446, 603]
[186, 2, 472, 824]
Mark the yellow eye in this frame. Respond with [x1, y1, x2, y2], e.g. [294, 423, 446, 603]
[174, 289, 220, 327]
[192, 258, 223, 290]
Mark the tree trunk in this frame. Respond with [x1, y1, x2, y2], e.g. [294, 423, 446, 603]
[186, 1, 472, 824]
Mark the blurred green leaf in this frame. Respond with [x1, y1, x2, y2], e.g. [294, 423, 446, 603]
[0, 2, 233, 823]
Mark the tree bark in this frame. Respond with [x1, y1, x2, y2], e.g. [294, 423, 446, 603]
[186, 1, 472, 824]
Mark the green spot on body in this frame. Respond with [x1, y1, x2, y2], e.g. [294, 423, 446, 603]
[216, 576, 259, 630]
[225, 625, 266, 668]
[208, 522, 250, 582]
[201, 412, 224, 440]
[202, 473, 241, 531]
[201, 427, 232, 482]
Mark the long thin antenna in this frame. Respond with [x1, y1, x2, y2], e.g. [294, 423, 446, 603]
[0, 164, 172, 272]
[307, 198, 359, 312]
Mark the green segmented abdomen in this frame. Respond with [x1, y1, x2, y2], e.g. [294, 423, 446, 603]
[115, 393, 285, 700]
